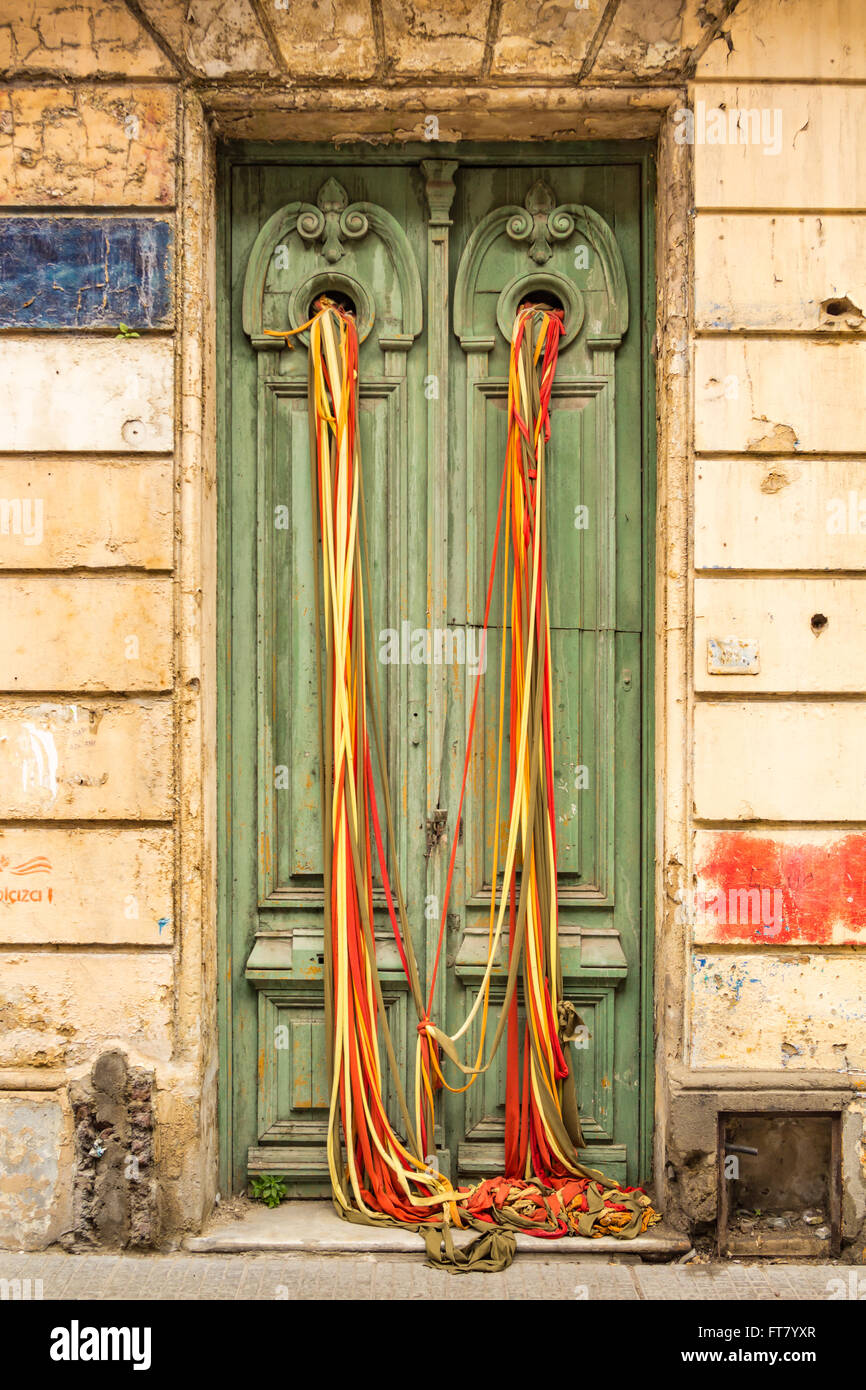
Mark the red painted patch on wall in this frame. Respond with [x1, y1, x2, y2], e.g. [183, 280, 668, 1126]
[695, 832, 866, 943]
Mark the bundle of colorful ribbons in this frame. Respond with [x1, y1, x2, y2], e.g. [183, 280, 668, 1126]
[278, 297, 658, 1272]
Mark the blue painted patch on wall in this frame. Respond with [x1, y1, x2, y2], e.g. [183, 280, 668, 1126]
[0, 217, 173, 329]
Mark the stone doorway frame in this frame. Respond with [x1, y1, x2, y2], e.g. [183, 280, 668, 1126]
[177, 89, 691, 1218]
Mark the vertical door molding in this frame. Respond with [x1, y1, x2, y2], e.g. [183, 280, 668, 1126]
[420, 159, 458, 1152]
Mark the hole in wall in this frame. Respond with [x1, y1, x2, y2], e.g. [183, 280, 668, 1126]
[819, 295, 864, 327]
[811, 613, 828, 634]
[718, 1112, 840, 1258]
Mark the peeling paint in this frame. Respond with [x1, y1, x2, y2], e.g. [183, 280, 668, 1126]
[759, 468, 790, 494]
[747, 417, 799, 452]
[691, 952, 866, 1072]
[19, 722, 58, 801]
[696, 831, 866, 944]
[0, 217, 173, 328]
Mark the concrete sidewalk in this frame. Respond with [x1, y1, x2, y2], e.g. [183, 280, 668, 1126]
[0, 1250, 859, 1300]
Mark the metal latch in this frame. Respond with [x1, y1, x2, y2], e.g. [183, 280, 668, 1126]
[426, 808, 447, 855]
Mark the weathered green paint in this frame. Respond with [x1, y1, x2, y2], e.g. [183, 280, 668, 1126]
[217, 143, 655, 1198]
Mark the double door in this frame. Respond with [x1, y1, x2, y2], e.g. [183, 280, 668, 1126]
[220, 147, 652, 1193]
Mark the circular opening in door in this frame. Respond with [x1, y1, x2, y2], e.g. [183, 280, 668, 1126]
[289, 271, 373, 345]
[518, 291, 566, 318]
[308, 289, 358, 319]
[497, 271, 584, 348]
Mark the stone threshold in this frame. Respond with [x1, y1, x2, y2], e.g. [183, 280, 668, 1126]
[184, 1201, 691, 1261]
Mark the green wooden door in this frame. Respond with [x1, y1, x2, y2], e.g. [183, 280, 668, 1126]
[219, 147, 654, 1197]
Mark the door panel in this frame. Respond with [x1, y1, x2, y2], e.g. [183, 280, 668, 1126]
[229, 161, 430, 1193]
[262, 380, 405, 899]
[222, 149, 651, 1194]
[446, 163, 643, 1182]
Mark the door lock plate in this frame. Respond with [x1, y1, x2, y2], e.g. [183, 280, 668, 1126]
[426, 808, 447, 854]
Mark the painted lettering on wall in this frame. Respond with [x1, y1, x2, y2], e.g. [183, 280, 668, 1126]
[0, 854, 54, 906]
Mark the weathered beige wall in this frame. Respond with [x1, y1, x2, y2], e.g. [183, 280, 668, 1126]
[0, 1090, 73, 1251]
[0, 85, 177, 204]
[679, 0, 866, 1236]
[0, 1, 191, 1248]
